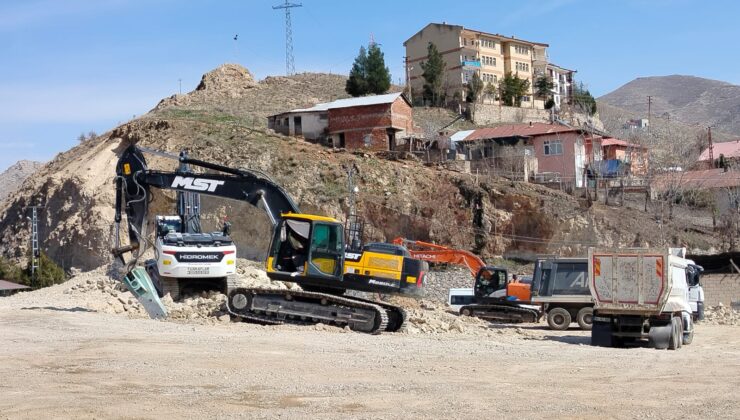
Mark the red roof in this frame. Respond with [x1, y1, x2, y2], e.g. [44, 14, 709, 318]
[698, 139, 740, 161]
[601, 137, 647, 149]
[0, 279, 31, 291]
[653, 168, 740, 191]
[461, 123, 580, 141]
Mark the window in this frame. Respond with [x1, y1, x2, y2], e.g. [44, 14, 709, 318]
[543, 140, 563, 156]
[481, 39, 496, 49]
[515, 45, 530, 55]
[515, 62, 530, 72]
[521, 95, 530, 102]
[481, 56, 496, 66]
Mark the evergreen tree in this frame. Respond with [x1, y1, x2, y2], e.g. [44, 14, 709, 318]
[499, 72, 530, 106]
[467, 72, 484, 103]
[534, 75, 554, 100]
[345, 46, 368, 97]
[572, 82, 597, 116]
[23, 252, 66, 289]
[420, 42, 446, 106]
[365, 43, 391, 94]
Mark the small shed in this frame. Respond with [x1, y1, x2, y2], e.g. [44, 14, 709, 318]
[0, 279, 31, 297]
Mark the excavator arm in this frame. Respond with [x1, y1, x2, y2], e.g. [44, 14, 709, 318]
[391, 237, 486, 279]
[112, 144, 304, 318]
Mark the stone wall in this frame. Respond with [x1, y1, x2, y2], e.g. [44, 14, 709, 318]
[702, 273, 740, 307]
[471, 104, 604, 132]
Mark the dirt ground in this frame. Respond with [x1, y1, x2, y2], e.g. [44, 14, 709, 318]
[1, 304, 738, 419]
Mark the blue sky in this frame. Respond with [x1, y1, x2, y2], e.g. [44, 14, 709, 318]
[2, 0, 739, 171]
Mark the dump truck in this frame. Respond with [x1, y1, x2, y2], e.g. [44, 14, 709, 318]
[588, 247, 703, 349]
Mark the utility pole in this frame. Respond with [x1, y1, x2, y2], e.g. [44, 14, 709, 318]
[178, 78, 182, 95]
[647, 95, 652, 138]
[708, 126, 714, 169]
[345, 165, 364, 252]
[28, 205, 44, 288]
[272, 1, 302, 76]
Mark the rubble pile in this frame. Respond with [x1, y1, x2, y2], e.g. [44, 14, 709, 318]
[404, 299, 492, 335]
[703, 304, 740, 326]
[423, 268, 473, 304]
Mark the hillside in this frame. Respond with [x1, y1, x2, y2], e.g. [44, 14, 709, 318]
[599, 75, 740, 137]
[0, 64, 723, 272]
[0, 160, 43, 203]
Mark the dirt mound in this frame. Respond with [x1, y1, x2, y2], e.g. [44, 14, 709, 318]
[703, 304, 740, 326]
[196, 63, 257, 93]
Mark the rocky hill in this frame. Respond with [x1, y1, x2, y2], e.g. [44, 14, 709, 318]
[599, 75, 740, 137]
[0, 64, 723, 272]
[0, 160, 43, 203]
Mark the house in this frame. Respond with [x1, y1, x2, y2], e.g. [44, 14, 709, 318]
[652, 168, 740, 214]
[0, 279, 30, 297]
[326, 93, 416, 150]
[698, 139, 740, 168]
[267, 103, 329, 141]
[453, 123, 603, 187]
[403, 23, 550, 107]
[623, 118, 649, 130]
[268, 93, 417, 151]
[600, 137, 649, 176]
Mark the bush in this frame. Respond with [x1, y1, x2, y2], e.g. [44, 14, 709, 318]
[0, 253, 66, 289]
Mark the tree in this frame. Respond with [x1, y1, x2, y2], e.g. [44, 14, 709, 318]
[467, 72, 484, 103]
[534, 75, 554, 101]
[420, 42, 446, 106]
[572, 82, 597, 116]
[498, 72, 530, 107]
[345, 46, 369, 97]
[22, 252, 66, 289]
[484, 82, 497, 103]
[365, 43, 391, 94]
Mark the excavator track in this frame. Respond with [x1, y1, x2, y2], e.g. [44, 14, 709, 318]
[459, 303, 540, 323]
[226, 288, 405, 334]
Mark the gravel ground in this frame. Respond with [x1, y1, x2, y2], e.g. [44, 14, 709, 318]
[0, 265, 738, 418]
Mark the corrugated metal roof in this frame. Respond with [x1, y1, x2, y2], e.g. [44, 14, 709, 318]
[653, 168, 740, 191]
[460, 123, 577, 142]
[290, 92, 404, 113]
[698, 139, 740, 161]
[0, 280, 31, 291]
[450, 129, 475, 142]
[602, 137, 646, 149]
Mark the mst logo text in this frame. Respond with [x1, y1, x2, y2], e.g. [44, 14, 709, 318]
[171, 176, 225, 192]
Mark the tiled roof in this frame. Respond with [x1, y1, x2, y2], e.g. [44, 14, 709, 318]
[698, 139, 740, 161]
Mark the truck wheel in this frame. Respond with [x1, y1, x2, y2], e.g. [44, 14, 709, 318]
[668, 317, 680, 350]
[683, 326, 694, 345]
[547, 307, 571, 330]
[576, 307, 593, 330]
[672, 317, 684, 350]
[648, 323, 671, 349]
[591, 319, 612, 347]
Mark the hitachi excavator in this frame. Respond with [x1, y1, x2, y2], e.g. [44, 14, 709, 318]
[392, 238, 541, 323]
[112, 144, 424, 333]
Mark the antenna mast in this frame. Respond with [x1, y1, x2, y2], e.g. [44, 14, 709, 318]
[272, 1, 302, 75]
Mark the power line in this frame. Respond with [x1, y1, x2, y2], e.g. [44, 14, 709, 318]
[272, 1, 302, 76]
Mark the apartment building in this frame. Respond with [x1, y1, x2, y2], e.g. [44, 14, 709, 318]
[404, 23, 549, 108]
[544, 63, 576, 110]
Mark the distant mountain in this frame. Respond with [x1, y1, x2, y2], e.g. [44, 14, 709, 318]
[599, 75, 740, 137]
[0, 160, 43, 202]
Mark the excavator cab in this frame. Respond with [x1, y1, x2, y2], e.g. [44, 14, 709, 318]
[474, 267, 509, 298]
[266, 214, 345, 288]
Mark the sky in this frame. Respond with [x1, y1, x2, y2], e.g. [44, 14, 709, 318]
[2, 0, 739, 171]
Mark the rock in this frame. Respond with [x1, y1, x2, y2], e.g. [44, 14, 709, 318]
[218, 314, 231, 323]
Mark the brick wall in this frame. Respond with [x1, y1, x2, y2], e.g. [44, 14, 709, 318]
[328, 97, 415, 150]
[702, 273, 740, 306]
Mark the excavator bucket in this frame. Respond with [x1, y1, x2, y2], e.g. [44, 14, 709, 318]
[123, 267, 168, 319]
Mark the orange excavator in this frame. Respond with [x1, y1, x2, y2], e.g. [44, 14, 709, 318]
[391, 238, 541, 322]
